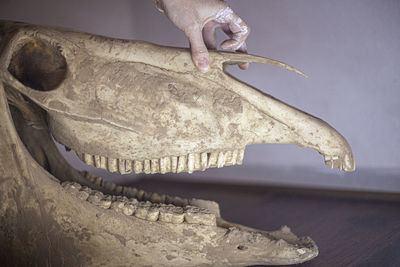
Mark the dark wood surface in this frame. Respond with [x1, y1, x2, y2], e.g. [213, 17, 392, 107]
[128, 177, 400, 267]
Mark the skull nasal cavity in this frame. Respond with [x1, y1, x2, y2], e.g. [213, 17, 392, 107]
[8, 38, 67, 91]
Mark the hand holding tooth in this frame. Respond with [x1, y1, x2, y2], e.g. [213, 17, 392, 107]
[155, 0, 250, 73]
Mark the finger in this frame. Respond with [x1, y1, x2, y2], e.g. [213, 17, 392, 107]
[185, 26, 210, 73]
[237, 42, 249, 70]
[202, 21, 219, 50]
[220, 12, 250, 50]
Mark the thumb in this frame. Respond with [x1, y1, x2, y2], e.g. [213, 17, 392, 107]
[186, 27, 210, 73]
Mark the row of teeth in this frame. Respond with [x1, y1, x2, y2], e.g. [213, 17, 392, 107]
[75, 149, 245, 174]
[324, 155, 345, 170]
[61, 181, 217, 226]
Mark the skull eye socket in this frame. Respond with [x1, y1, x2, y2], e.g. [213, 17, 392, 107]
[8, 38, 67, 91]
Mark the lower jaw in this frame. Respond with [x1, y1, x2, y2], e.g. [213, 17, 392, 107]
[5, 90, 318, 266]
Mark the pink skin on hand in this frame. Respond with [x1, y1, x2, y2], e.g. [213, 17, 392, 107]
[156, 0, 250, 72]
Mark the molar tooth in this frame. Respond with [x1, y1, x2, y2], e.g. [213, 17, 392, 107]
[171, 156, 178, 173]
[76, 152, 84, 161]
[110, 200, 125, 213]
[78, 186, 91, 201]
[177, 155, 187, 173]
[100, 156, 107, 169]
[194, 153, 201, 170]
[217, 151, 226, 168]
[125, 160, 132, 173]
[118, 159, 126, 174]
[87, 191, 104, 205]
[187, 153, 195, 173]
[94, 155, 101, 168]
[200, 153, 208, 170]
[159, 204, 185, 224]
[108, 158, 118, 173]
[100, 195, 112, 209]
[150, 192, 166, 203]
[143, 160, 151, 174]
[159, 157, 171, 174]
[184, 206, 216, 226]
[207, 152, 218, 168]
[237, 149, 245, 165]
[84, 153, 94, 165]
[231, 150, 238, 165]
[151, 159, 160, 174]
[135, 203, 149, 219]
[122, 186, 138, 198]
[147, 204, 160, 221]
[123, 203, 136, 216]
[224, 151, 233, 166]
[133, 160, 143, 174]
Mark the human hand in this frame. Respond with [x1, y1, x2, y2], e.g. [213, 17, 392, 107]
[154, 0, 250, 73]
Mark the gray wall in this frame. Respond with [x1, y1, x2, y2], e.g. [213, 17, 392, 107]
[1, 0, 399, 192]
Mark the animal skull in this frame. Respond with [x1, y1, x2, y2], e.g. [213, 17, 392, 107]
[0, 20, 354, 266]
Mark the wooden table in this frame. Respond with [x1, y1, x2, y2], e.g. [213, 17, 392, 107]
[129, 177, 400, 266]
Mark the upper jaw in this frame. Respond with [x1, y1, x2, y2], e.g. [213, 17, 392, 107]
[1, 21, 354, 174]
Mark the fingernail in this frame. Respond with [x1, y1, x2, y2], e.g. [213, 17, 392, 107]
[197, 58, 209, 72]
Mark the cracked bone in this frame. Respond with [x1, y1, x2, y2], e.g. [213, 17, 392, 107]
[0, 20, 356, 266]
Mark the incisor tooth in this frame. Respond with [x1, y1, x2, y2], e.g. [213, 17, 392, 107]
[133, 160, 143, 174]
[171, 156, 178, 173]
[187, 153, 195, 173]
[84, 153, 94, 165]
[151, 159, 160, 174]
[144, 160, 151, 174]
[108, 158, 118, 172]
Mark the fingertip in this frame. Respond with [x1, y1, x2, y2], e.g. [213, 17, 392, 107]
[239, 63, 249, 70]
[197, 57, 210, 73]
